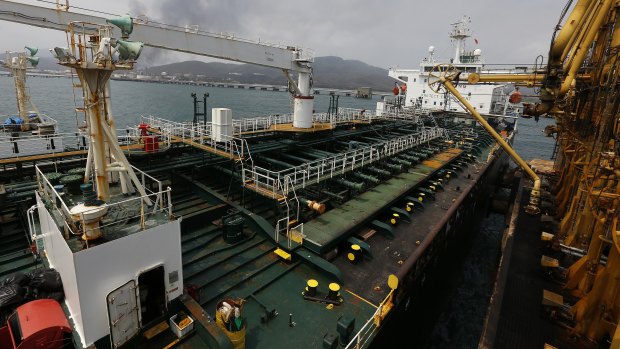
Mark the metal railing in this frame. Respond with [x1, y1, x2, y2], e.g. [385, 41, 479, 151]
[142, 115, 243, 159]
[35, 162, 173, 250]
[243, 127, 444, 197]
[0, 127, 170, 161]
[344, 289, 395, 349]
[273, 175, 301, 245]
[143, 107, 432, 144]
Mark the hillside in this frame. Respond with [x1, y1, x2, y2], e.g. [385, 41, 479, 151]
[144, 56, 394, 91]
[0, 54, 396, 91]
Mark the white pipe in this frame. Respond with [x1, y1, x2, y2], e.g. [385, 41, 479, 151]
[101, 124, 152, 205]
[292, 71, 313, 128]
[84, 145, 93, 183]
[106, 166, 128, 172]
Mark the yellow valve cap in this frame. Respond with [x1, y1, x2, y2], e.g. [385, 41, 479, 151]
[388, 274, 399, 290]
[406, 206, 412, 212]
[329, 283, 340, 292]
[347, 252, 356, 261]
[418, 197, 423, 202]
[307, 279, 318, 288]
[351, 244, 361, 251]
[390, 218, 397, 225]
[392, 213, 399, 218]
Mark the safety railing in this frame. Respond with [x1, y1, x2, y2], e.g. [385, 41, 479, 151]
[344, 288, 396, 349]
[0, 127, 168, 162]
[243, 127, 444, 197]
[142, 115, 245, 160]
[35, 162, 173, 250]
[233, 114, 293, 134]
[0, 131, 92, 160]
[273, 174, 301, 246]
[143, 107, 438, 145]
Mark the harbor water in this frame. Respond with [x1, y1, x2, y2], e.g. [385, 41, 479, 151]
[0, 76, 555, 161]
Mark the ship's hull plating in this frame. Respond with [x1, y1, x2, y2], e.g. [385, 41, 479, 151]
[371, 143, 510, 347]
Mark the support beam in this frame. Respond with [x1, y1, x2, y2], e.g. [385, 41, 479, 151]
[440, 77, 541, 213]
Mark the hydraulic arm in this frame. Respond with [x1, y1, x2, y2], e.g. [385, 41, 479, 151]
[428, 64, 541, 214]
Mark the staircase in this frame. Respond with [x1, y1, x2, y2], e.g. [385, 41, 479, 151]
[274, 175, 302, 249]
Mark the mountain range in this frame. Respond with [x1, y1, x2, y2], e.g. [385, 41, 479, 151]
[143, 56, 395, 91]
[2, 55, 396, 91]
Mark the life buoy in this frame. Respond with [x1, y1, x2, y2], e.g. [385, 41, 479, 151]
[400, 84, 407, 92]
[392, 87, 399, 95]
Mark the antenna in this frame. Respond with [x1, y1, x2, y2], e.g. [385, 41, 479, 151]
[450, 16, 471, 64]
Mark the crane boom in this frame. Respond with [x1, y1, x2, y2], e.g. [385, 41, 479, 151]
[0, 0, 312, 72]
[0, 0, 316, 128]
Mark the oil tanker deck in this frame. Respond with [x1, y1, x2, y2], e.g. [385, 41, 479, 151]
[0, 107, 512, 349]
[0, 2, 519, 348]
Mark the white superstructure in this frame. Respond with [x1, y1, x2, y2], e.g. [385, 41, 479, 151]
[387, 16, 521, 116]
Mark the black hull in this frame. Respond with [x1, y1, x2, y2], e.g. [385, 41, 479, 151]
[370, 146, 510, 348]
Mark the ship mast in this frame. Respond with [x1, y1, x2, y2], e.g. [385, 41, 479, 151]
[450, 16, 471, 64]
[53, 22, 151, 206]
[1, 47, 39, 119]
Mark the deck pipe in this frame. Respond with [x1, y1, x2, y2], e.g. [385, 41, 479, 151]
[358, 136, 386, 143]
[365, 166, 392, 178]
[405, 152, 426, 163]
[5, 182, 39, 191]
[334, 178, 365, 192]
[398, 153, 420, 163]
[405, 153, 425, 162]
[416, 149, 434, 156]
[408, 150, 430, 159]
[351, 172, 381, 185]
[259, 156, 297, 169]
[309, 149, 335, 157]
[299, 151, 327, 160]
[392, 157, 413, 167]
[302, 149, 334, 159]
[321, 189, 346, 201]
[213, 165, 237, 178]
[280, 153, 315, 164]
[383, 162, 403, 172]
[299, 197, 326, 214]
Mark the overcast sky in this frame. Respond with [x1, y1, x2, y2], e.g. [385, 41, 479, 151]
[0, 0, 568, 69]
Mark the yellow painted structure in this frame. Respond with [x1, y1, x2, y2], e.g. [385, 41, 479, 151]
[457, 0, 620, 344]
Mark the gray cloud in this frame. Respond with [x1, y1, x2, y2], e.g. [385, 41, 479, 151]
[2, 0, 570, 69]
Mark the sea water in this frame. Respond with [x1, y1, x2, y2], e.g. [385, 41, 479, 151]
[0, 76, 555, 161]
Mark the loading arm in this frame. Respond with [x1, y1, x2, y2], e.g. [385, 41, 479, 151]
[429, 64, 541, 214]
[467, 0, 613, 117]
[0, 0, 315, 127]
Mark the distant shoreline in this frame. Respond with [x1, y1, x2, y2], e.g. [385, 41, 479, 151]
[0, 74, 390, 97]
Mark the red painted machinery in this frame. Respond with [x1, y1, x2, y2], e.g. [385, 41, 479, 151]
[0, 299, 71, 349]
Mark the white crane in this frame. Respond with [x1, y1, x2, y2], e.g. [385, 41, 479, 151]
[0, 0, 316, 128]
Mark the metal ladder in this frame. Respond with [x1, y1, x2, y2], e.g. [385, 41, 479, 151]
[274, 175, 301, 249]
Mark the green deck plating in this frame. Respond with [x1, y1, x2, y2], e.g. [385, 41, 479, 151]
[304, 148, 462, 254]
